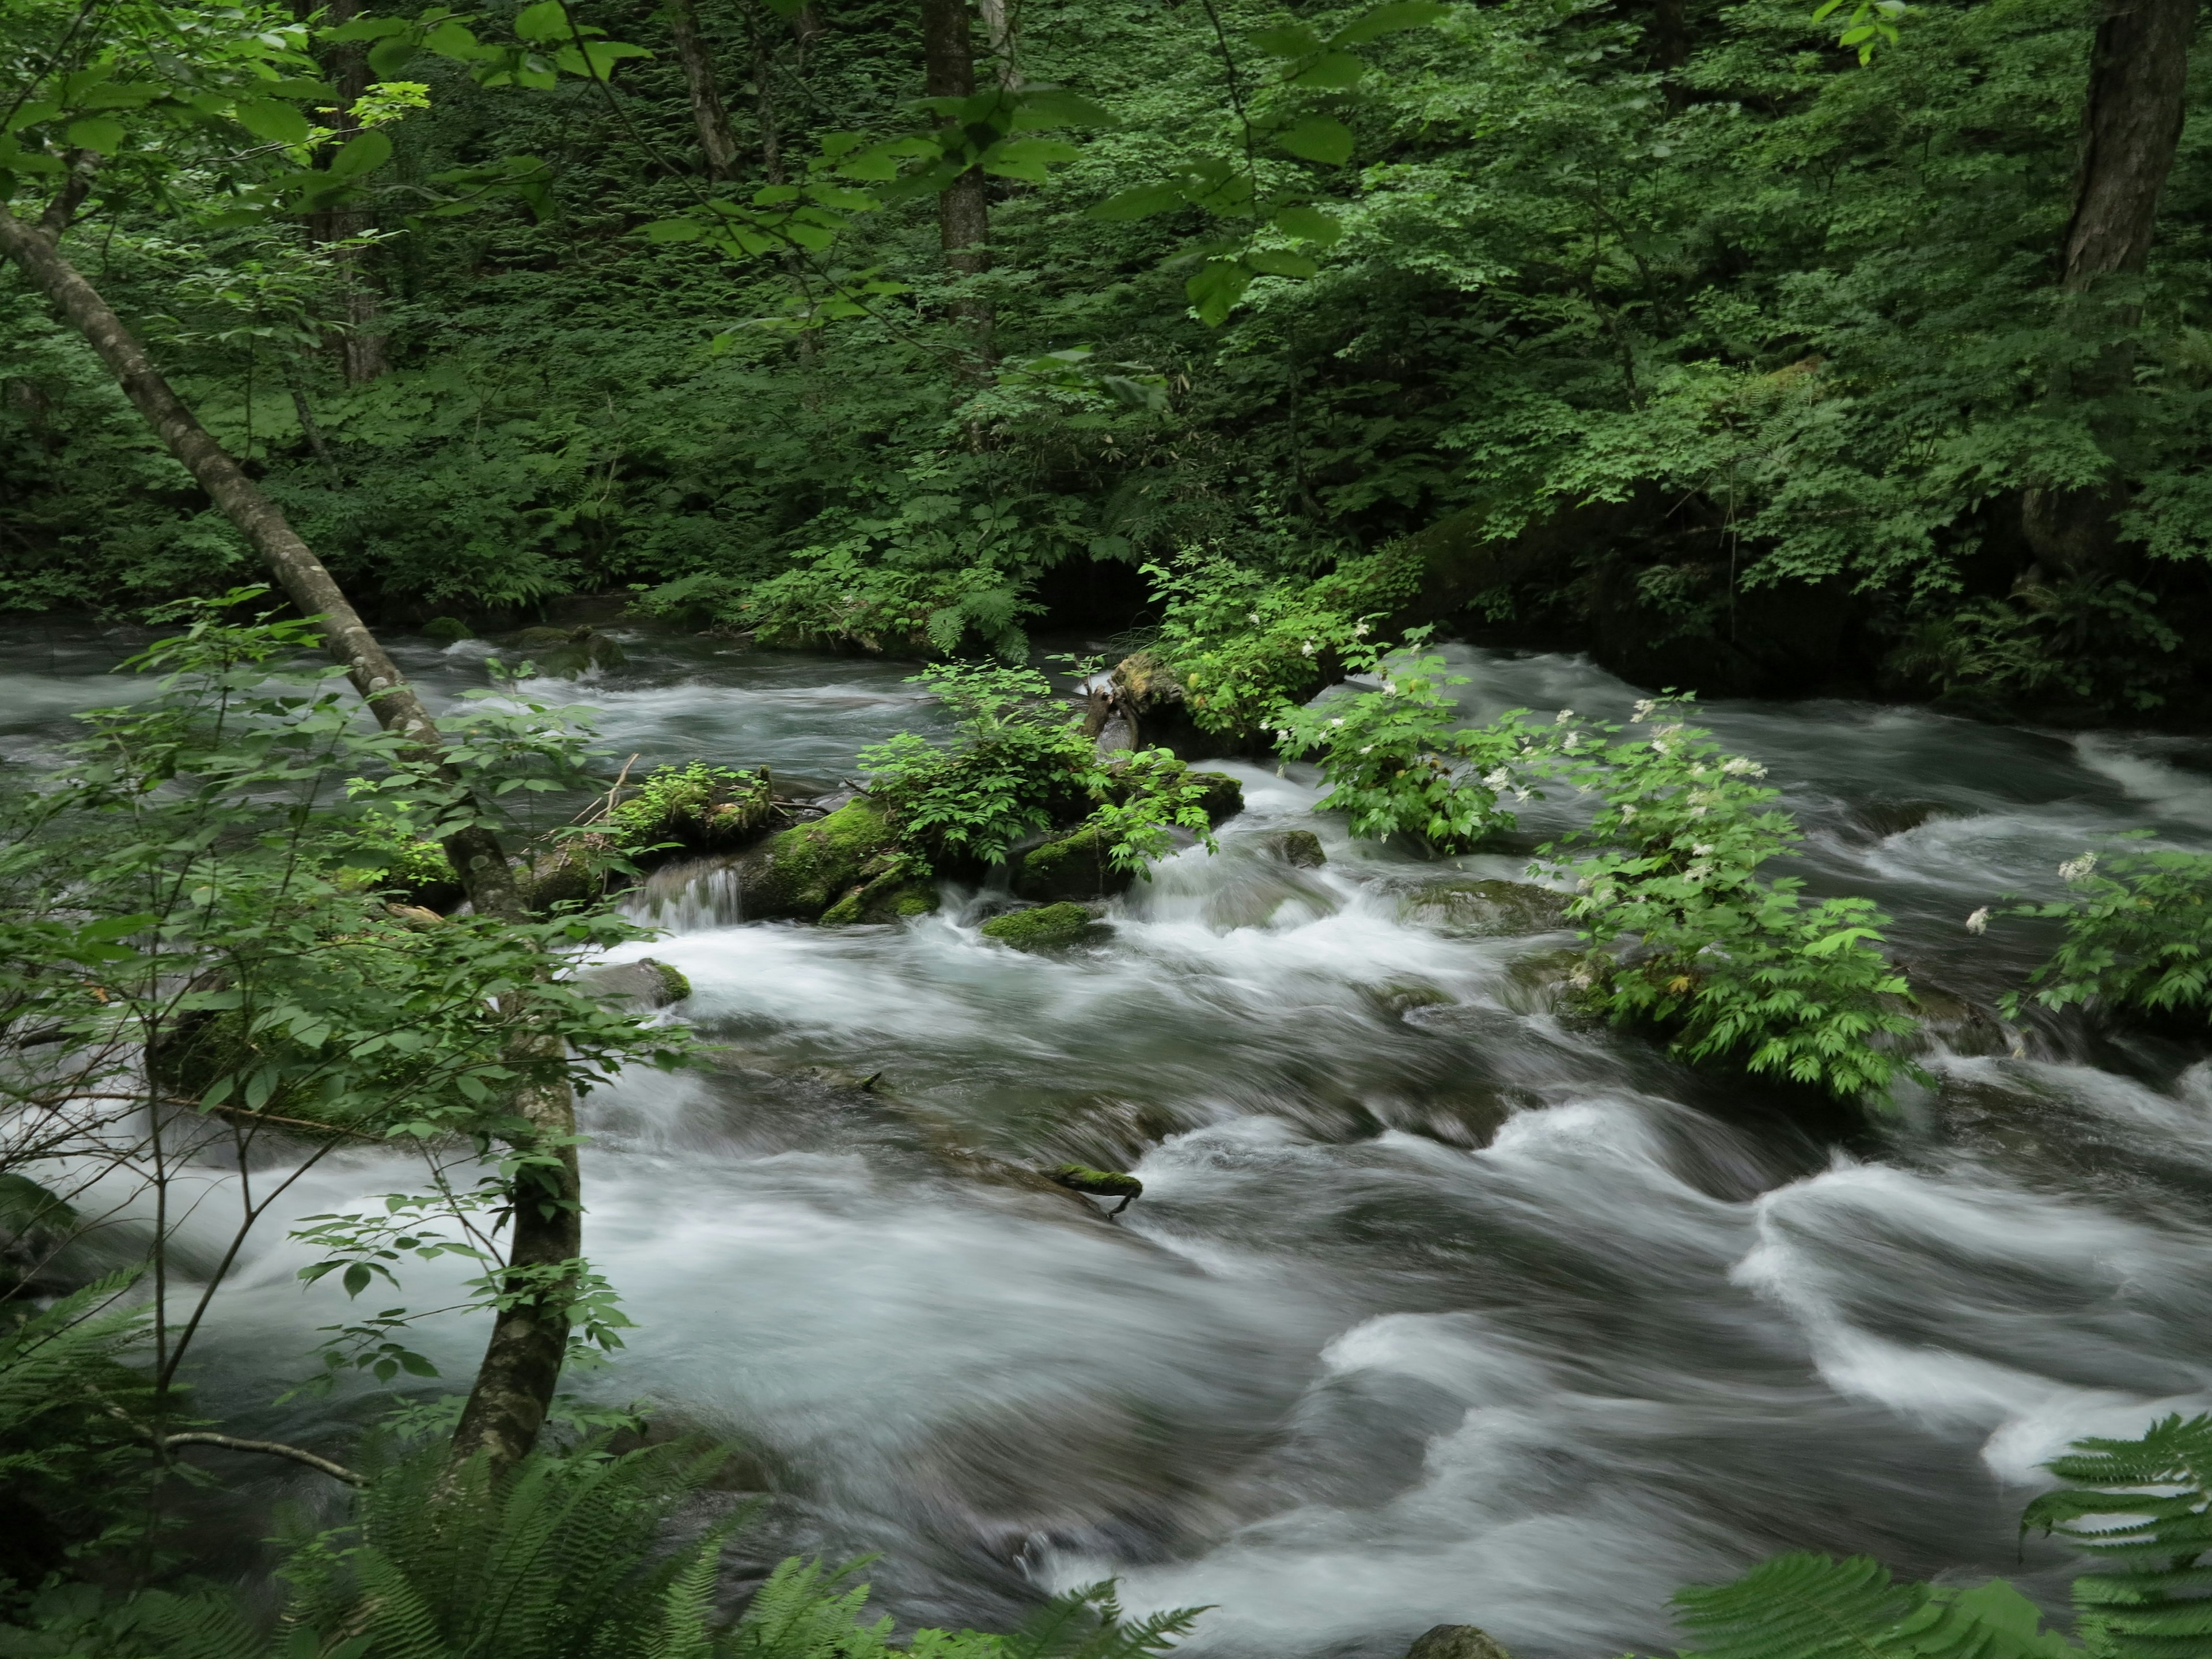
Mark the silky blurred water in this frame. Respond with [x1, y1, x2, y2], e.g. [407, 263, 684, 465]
[10, 617, 2212, 1658]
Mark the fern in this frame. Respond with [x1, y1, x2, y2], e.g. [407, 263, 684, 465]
[1674, 1552, 2080, 1659]
[2025, 1415, 2212, 1659]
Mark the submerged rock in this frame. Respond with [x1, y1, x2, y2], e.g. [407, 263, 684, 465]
[980, 903, 1107, 952]
[1360, 980, 1457, 1021]
[1256, 828, 1326, 868]
[421, 616, 474, 644]
[1406, 1627, 1514, 1659]
[510, 623, 626, 677]
[1401, 878, 1569, 938]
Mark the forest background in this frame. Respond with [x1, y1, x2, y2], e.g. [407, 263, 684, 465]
[4, 0, 2209, 722]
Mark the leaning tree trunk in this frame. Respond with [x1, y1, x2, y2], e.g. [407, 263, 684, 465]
[2021, 0, 2195, 577]
[669, 0, 743, 181]
[920, 0, 993, 368]
[0, 198, 579, 1480]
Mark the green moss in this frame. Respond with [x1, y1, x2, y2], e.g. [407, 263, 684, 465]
[648, 959, 692, 1002]
[979, 902, 1105, 952]
[1046, 1162, 1143, 1213]
[512, 625, 627, 677]
[745, 798, 899, 921]
[421, 616, 474, 643]
[1260, 829, 1325, 867]
[1188, 770, 1244, 824]
[1014, 826, 1132, 903]
[820, 857, 940, 925]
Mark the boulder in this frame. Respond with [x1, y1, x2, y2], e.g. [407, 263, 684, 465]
[1360, 980, 1456, 1021]
[980, 903, 1107, 952]
[742, 798, 903, 921]
[510, 624, 626, 677]
[1014, 825, 1134, 903]
[1402, 878, 1569, 938]
[421, 616, 474, 643]
[819, 856, 940, 925]
[1404, 1627, 1513, 1659]
[1257, 828, 1326, 868]
[577, 956, 691, 1009]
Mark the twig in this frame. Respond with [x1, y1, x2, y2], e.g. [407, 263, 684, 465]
[154, 1430, 368, 1486]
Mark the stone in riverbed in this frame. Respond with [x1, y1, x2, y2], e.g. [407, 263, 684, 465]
[1046, 1162, 1142, 1214]
[578, 956, 691, 1009]
[1013, 825, 1132, 903]
[743, 798, 901, 921]
[1405, 1626, 1514, 1659]
[1401, 878, 1568, 938]
[1256, 828, 1325, 868]
[980, 903, 1107, 952]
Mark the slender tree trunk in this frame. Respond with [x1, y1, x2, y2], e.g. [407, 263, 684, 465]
[920, 0, 993, 368]
[0, 199, 579, 1479]
[748, 1, 786, 186]
[669, 0, 743, 181]
[313, 0, 389, 383]
[2021, 0, 2195, 576]
[1649, 0, 1690, 114]
[974, 0, 1017, 86]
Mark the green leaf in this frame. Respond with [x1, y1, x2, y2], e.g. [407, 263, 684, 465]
[1272, 202, 1344, 244]
[342, 1263, 372, 1298]
[234, 98, 310, 145]
[1275, 115, 1355, 164]
[1247, 248, 1320, 278]
[1251, 22, 1328, 56]
[5, 100, 60, 132]
[979, 135, 1081, 181]
[329, 129, 393, 177]
[325, 14, 409, 40]
[1290, 52, 1367, 88]
[1088, 180, 1186, 221]
[1330, 1, 1452, 46]
[1010, 88, 1118, 128]
[63, 115, 125, 153]
[1186, 257, 1253, 325]
[368, 37, 420, 77]
[643, 217, 704, 241]
[514, 0, 570, 41]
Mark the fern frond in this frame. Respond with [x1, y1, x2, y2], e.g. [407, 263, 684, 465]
[1675, 1553, 2077, 1659]
[354, 1544, 461, 1659]
[127, 1587, 268, 1659]
[2028, 1414, 2212, 1659]
[639, 1526, 731, 1659]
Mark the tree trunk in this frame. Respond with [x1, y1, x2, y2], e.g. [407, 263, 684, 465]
[313, 0, 389, 382]
[920, 0, 993, 366]
[748, 1, 786, 186]
[669, 0, 743, 181]
[975, 0, 1017, 86]
[0, 199, 579, 1479]
[2021, 0, 2194, 576]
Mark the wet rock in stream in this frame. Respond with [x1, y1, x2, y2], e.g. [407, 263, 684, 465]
[980, 903, 1109, 952]
[1406, 1626, 1516, 1659]
[1400, 878, 1569, 938]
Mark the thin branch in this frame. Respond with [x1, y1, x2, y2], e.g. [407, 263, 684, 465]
[155, 1430, 368, 1486]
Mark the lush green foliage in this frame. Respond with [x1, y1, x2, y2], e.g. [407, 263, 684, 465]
[858, 662, 1216, 874]
[1673, 1552, 2078, 1659]
[1540, 700, 1919, 1101]
[1267, 632, 1541, 851]
[1994, 843, 2212, 1025]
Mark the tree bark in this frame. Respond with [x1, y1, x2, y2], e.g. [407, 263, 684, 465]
[312, 0, 389, 383]
[748, 1, 786, 186]
[920, 0, 992, 366]
[669, 0, 743, 181]
[2021, 0, 2195, 577]
[975, 0, 1017, 87]
[0, 199, 579, 1480]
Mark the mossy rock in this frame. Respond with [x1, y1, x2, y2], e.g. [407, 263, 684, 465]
[820, 855, 940, 925]
[743, 798, 900, 921]
[1013, 825, 1133, 903]
[578, 956, 691, 1009]
[1401, 878, 1569, 938]
[1359, 980, 1456, 1021]
[421, 616, 475, 644]
[1046, 1162, 1142, 1213]
[1406, 1627, 1514, 1659]
[511, 624, 626, 677]
[608, 763, 774, 859]
[980, 903, 1107, 952]
[1257, 828, 1325, 868]
[1189, 770, 1244, 824]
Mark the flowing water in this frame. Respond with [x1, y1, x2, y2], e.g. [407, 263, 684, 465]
[10, 620, 2212, 1657]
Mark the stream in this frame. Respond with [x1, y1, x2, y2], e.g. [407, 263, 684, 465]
[7, 620, 2212, 1658]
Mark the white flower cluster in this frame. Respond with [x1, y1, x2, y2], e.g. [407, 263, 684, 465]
[1965, 907, 1990, 935]
[1482, 767, 1512, 790]
[1630, 699, 1658, 722]
[1720, 756, 1766, 778]
[2058, 853, 2098, 882]
[1300, 639, 1317, 657]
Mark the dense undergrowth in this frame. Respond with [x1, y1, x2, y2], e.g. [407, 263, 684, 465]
[6, 0, 2212, 714]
